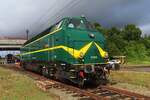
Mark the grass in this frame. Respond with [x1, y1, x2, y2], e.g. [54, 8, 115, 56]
[109, 71, 150, 89]
[0, 67, 58, 100]
[126, 58, 150, 65]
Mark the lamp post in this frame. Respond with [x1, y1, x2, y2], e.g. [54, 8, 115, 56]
[26, 29, 29, 40]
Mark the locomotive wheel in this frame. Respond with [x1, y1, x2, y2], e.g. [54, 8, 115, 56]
[101, 73, 109, 85]
[53, 69, 59, 81]
[21, 62, 27, 70]
[48, 68, 55, 79]
[42, 66, 48, 77]
[94, 77, 101, 86]
[42, 67, 46, 76]
[78, 78, 85, 88]
[20, 62, 24, 68]
[37, 66, 42, 74]
[104, 68, 110, 81]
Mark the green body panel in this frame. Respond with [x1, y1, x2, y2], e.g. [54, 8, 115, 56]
[21, 17, 107, 65]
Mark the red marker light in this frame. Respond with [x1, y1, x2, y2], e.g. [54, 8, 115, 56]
[79, 71, 84, 78]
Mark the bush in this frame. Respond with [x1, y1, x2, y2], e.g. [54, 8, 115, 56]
[94, 22, 150, 64]
[124, 42, 148, 60]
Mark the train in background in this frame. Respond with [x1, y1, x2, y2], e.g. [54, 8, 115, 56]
[0, 54, 20, 64]
[20, 16, 110, 87]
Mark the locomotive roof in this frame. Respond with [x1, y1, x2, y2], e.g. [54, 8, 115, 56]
[23, 17, 87, 46]
[24, 26, 52, 46]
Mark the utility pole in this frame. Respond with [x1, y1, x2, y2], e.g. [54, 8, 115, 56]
[26, 29, 29, 40]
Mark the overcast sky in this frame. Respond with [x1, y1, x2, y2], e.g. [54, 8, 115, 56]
[0, 0, 150, 38]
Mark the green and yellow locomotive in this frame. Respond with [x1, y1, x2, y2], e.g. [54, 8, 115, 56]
[20, 17, 109, 87]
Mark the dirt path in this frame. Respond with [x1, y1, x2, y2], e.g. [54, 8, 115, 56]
[121, 67, 150, 72]
[120, 64, 150, 72]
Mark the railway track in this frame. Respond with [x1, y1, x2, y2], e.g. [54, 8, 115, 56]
[1, 64, 150, 100]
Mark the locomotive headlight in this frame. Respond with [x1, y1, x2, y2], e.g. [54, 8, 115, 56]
[104, 52, 109, 58]
[88, 33, 95, 38]
[79, 52, 84, 58]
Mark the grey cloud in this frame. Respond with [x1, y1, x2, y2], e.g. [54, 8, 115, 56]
[0, 0, 150, 38]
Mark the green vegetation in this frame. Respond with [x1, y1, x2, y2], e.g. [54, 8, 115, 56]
[0, 67, 57, 100]
[94, 23, 150, 64]
[109, 71, 150, 89]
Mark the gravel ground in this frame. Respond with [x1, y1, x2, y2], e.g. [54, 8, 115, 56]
[48, 88, 81, 100]
[2, 64, 150, 99]
[121, 67, 150, 72]
[112, 83, 150, 97]
[110, 70, 150, 97]
[121, 68, 150, 72]
[0, 64, 86, 100]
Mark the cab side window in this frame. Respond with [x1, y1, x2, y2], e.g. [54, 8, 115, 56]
[51, 21, 63, 32]
[67, 19, 86, 30]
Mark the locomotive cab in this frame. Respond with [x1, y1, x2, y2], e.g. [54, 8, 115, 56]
[61, 17, 110, 86]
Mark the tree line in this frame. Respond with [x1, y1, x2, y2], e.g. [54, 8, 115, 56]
[94, 23, 150, 63]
